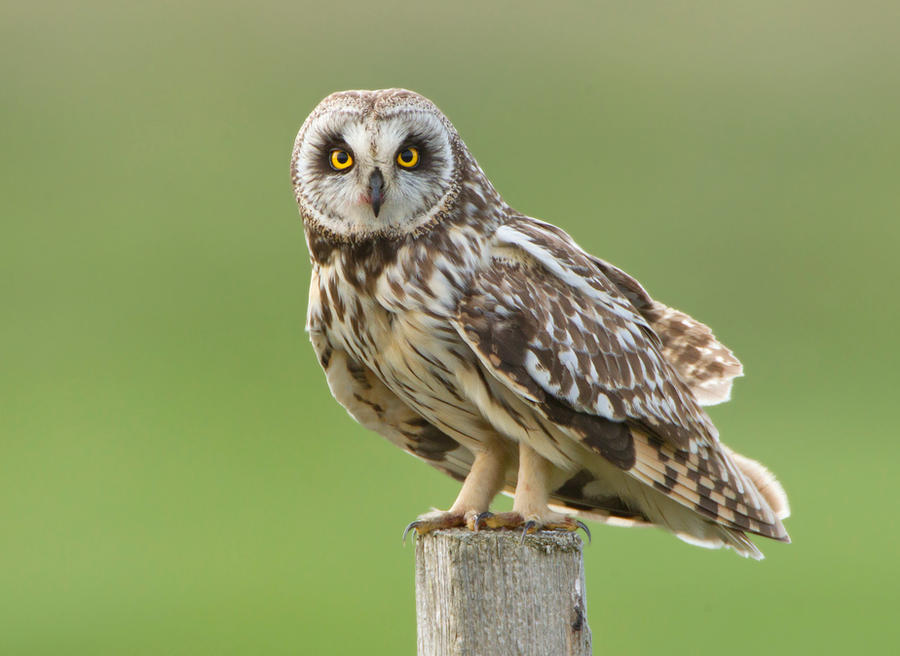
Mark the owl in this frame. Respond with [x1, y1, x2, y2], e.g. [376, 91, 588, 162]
[291, 88, 790, 559]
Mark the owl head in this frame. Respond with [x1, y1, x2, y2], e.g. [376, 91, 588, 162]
[291, 89, 476, 241]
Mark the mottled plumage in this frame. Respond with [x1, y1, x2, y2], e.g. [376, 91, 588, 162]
[291, 89, 790, 558]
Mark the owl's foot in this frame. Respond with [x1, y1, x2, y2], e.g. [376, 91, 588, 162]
[402, 511, 466, 543]
[469, 511, 591, 544]
[402, 509, 590, 544]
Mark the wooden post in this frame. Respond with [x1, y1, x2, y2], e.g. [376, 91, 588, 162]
[415, 529, 592, 656]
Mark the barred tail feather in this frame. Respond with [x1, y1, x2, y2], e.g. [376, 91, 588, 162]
[551, 454, 771, 559]
[614, 471, 766, 559]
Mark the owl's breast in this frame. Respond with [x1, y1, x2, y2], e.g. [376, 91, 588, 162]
[312, 259, 490, 450]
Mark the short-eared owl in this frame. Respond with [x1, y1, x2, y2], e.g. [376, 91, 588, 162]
[291, 89, 789, 558]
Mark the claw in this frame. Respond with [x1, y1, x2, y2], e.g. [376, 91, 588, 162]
[473, 511, 493, 532]
[575, 520, 591, 545]
[402, 521, 420, 545]
[520, 520, 537, 544]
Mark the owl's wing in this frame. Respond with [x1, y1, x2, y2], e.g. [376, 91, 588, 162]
[307, 278, 473, 482]
[451, 217, 787, 541]
[532, 220, 743, 405]
[589, 256, 743, 406]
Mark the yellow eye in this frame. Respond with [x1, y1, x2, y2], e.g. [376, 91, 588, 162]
[396, 147, 419, 169]
[329, 149, 353, 171]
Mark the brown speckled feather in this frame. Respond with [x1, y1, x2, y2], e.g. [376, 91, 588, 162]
[452, 217, 788, 542]
[590, 255, 744, 406]
[309, 327, 475, 483]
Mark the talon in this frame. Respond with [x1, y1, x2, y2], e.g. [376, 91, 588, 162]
[575, 520, 591, 544]
[520, 520, 537, 544]
[473, 512, 494, 532]
[402, 521, 420, 544]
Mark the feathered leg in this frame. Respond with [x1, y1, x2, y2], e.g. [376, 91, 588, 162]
[478, 443, 588, 540]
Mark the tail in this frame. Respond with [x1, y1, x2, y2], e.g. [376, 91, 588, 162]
[553, 445, 790, 559]
[674, 447, 790, 559]
[722, 446, 791, 522]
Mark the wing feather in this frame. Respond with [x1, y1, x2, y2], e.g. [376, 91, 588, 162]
[530, 218, 744, 405]
[452, 217, 788, 542]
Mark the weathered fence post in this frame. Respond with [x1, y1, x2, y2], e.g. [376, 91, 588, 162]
[415, 529, 592, 656]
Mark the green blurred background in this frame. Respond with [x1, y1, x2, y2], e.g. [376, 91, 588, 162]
[2, 1, 898, 653]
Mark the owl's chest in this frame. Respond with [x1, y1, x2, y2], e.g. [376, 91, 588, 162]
[312, 263, 473, 401]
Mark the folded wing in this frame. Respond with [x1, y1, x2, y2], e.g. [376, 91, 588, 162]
[451, 217, 787, 543]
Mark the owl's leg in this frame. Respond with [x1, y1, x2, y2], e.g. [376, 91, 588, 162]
[403, 444, 508, 539]
[479, 443, 589, 539]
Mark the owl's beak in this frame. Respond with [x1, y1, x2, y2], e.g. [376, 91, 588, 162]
[369, 169, 385, 217]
